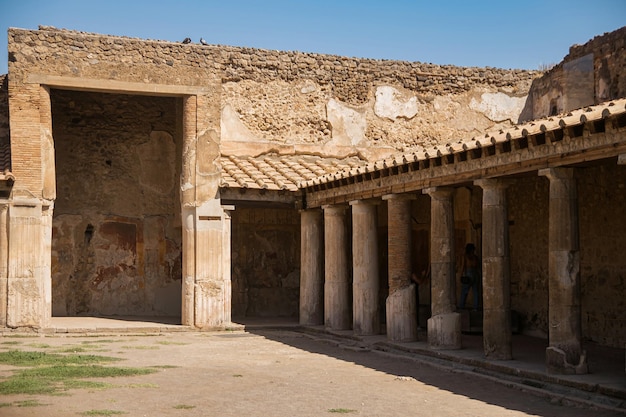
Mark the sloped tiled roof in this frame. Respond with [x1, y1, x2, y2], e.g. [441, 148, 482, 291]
[219, 154, 365, 191]
[302, 98, 626, 188]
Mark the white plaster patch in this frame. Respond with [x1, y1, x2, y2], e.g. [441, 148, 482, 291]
[374, 86, 419, 120]
[326, 98, 366, 146]
[299, 79, 317, 94]
[221, 104, 260, 142]
[469, 92, 527, 122]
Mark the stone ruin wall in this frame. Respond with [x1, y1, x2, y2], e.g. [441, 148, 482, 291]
[4, 27, 626, 339]
[8, 26, 540, 163]
[218, 44, 540, 158]
[526, 26, 626, 120]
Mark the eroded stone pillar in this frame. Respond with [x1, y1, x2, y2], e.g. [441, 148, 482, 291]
[300, 208, 324, 326]
[181, 208, 195, 326]
[222, 206, 234, 325]
[383, 194, 417, 342]
[7, 199, 43, 328]
[475, 179, 512, 360]
[323, 204, 351, 330]
[41, 203, 53, 328]
[350, 200, 379, 335]
[0, 203, 8, 327]
[424, 187, 461, 349]
[539, 168, 587, 374]
[180, 95, 197, 326]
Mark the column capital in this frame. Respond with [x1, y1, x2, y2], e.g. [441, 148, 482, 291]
[474, 178, 514, 190]
[322, 203, 349, 213]
[423, 186, 454, 199]
[538, 167, 574, 180]
[349, 198, 381, 207]
[382, 193, 416, 201]
[299, 207, 322, 214]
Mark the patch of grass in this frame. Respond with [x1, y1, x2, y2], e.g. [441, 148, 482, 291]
[173, 404, 195, 409]
[0, 350, 120, 367]
[120, 345, 159, 350]
[0, 341, 22, 345]
[126, 383, 158, 388]
[18, 364, 156, 380]
[0, 402, 11, 407]
[27, 343, 52, 349]
[81, 340, 118, 344]
[15, 399, 47, 407]
[0, 350, 157, 396]
[80, 409, 126, 416]
[328, 408, 357, 414]
[232, 374, 243, 377]
[156, 341, 187, 346]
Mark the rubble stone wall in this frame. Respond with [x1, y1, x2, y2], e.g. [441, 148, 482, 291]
[526, 26, 626, 120]
[9, 26, 540, 162]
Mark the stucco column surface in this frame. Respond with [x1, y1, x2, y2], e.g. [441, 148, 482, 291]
[350, 200, 380, 335]
[323, 205, 351, 330]
[7, 200, 44, 328]
[475, 179, 512, 360]
[539, 168, 587, 374]
[300, 209, 324, 326]
[0, 204, 8, 327]
[424, 187, 461, 349]
[180, 95, 197, 326]
[382, 194, 417, 342]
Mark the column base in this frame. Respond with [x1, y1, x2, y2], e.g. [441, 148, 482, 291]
[546, 346, 588, 375]
[385, 285, 417, 342]
[427, 313, 461, 350]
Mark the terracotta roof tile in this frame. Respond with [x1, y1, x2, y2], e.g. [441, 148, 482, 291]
[302, 99, 626, 188]
[220, 154, 364, 191]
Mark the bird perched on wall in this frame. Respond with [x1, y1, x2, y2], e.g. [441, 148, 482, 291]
[182, 37, 191, 44]
[200, 37, 208, 45]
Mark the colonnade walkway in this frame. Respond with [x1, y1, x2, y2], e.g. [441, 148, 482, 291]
[2, 316, 623, 413]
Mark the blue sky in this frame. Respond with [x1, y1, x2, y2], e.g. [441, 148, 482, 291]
[1, 0, 625, 73]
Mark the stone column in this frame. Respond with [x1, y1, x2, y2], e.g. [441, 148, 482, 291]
[350, 200, 380, 335]
[7, 199, 43, 328]
[382, 194, 417, 342]
[424, 187, 461, 349]
[180, 95, 197, 326]
[323, 204, 351, 330]
[0, 203, 8, 327]
[222, 206, 234, 326]
[41, 203, 53, 328]
[300, 208, 324, 326]
[475, 179, 512, 360]
[539, 168, 587, 374]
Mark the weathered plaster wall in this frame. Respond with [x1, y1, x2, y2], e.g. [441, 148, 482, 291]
[231, 207, 300, 318]
[9, 26, 540, 165]
[220, 50, 539, 158]
[491, 164, 626, 348]
[50, 90, 182, 316]
[526, 26, 626, 120]
[578, 162, 626, 347]
[508, 177, 550, 338]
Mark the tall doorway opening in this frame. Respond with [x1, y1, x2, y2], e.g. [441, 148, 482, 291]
[50, 89, 183, 321]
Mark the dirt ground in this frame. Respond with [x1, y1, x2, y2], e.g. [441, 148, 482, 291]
[0, 329, 623, 417]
